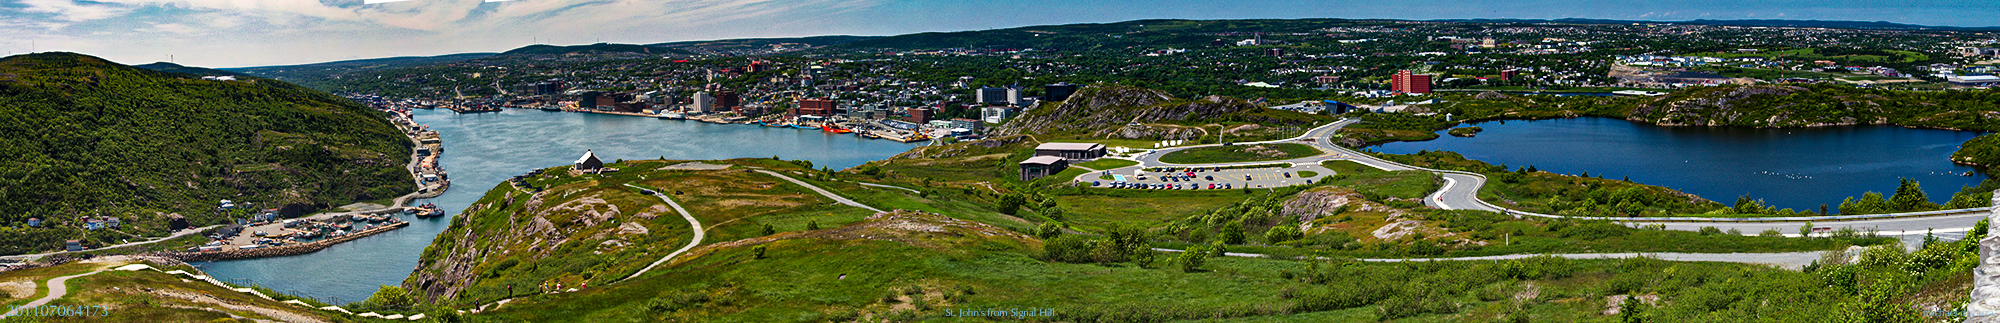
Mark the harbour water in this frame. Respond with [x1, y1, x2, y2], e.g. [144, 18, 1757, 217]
[199, 108, 921, 304]
[1372, 117, 1989, 212]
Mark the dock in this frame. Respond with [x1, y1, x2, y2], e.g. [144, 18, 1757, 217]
[172, 221, 409, 262]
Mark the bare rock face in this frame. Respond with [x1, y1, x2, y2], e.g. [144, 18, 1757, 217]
[1969, 191, 2000, 322]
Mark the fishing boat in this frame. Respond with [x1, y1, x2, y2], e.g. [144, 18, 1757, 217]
[821, 124, 854, 134]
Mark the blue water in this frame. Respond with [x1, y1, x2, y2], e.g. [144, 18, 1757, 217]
[1373, 117, 1988, 212]
[198, 108, 920, 304]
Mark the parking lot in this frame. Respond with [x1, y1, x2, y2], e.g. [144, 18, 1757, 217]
[1084, 164, 1333, 190]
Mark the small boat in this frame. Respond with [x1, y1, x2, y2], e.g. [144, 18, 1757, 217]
[858, 132, 881, 139]
[539, 106, 561, 111]
[657, 112, 685, 120]
[822, 124, 853, 133]
[792, 124, 816, 129]
[761, 121, 787, 127]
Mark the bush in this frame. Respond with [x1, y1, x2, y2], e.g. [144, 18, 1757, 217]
[364, 285, 415, 311]
[751, 245, 767, 259]
[1044, 235, 1096, 263]
[1221, 222, 1246, 244]
[1034, 222, 1064, 240]
[1758, 228, 1782, 237]
[1265, 225, 1302, 244]
[1176, 246, 1209, 272]
[759, 224, 776, 236]
[1698, 226, 1722, 235]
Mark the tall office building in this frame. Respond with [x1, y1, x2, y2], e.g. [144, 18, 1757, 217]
[693, 91, 716, 113]
[716, 90, 740, 110]
[1391, 70, 1433, 94]
[976, 87, 1009, 105]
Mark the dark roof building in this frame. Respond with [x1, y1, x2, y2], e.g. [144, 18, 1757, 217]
[575, 149, 604, 174]
[1034, 143, 1106, 161]
[1019, 156, 1069, 181]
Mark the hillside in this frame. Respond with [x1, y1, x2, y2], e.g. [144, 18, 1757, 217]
[132, 62, 249, 78]
[991, 84, 1334, 140]
[0, 52, 412, 254]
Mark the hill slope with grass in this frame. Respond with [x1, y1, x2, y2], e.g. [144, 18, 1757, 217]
[0, 52, 413, 254]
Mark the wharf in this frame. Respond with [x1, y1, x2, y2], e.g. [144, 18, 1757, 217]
[173, 221, 409, 262]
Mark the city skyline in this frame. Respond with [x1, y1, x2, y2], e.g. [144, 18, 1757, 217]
[4, 0, 1999, 68]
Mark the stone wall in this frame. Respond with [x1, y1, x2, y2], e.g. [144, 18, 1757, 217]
[173, 221, 408, 262]
[1967, 191, 2000, 322]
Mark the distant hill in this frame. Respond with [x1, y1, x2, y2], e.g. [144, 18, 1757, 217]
[648, 35, 880, 49]
[828, 19, 1383, 50]
[230, 53, 496, 70]
[499, 43, 693, 56]
[134, 62, 251, 77]
[0, 52, 413, 254]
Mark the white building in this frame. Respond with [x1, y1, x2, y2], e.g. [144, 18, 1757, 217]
[692, 91, 716, 113]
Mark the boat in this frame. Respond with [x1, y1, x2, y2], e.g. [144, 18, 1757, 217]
[540, 106, 562, 111]
[858, 132, 881, 139]
[821, 124, 854, 133]
[792, 124, 816, 129]
[657, 112, 686, 120]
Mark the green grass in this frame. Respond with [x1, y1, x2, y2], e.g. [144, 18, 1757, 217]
[1297, 171, 1319, 178]
[1158, 143, 1322, 164]
[1055, 189, 1254, 232]
[1073, 158, 1139, 170]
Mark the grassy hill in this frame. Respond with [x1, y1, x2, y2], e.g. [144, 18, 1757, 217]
[401, 154, 1963, 322]
[0, 52, 412, 254]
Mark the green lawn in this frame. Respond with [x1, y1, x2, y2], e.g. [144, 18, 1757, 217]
[1159, 143, 1322, 164]
[1074, 158, 1139, 170]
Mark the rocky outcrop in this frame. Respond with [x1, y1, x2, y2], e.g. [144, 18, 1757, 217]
[990, 84, 1317, 138]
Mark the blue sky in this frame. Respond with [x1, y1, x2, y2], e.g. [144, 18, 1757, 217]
[3, 0, 1998, 67]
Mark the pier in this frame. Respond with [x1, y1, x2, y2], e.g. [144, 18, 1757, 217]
[173, 221, 409, 262]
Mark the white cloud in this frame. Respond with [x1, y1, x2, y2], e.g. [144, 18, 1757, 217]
[18, 0, 132, 23]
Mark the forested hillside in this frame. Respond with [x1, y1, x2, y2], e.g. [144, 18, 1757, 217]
[0, 52, 412, 254]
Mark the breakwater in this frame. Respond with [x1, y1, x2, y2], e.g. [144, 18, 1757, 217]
[175, 222, 408, 262]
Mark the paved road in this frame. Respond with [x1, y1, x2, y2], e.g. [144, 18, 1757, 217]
[856, 182, 920, 194]
[1, 268, 107, 317]
[619, 184, 706, 282]
[1152, 248, 1826, 270]
[754, 170, 884, 213]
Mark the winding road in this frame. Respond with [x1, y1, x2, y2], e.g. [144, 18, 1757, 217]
[1152, 248, 1827, 270]
[754, 170, 884, 213]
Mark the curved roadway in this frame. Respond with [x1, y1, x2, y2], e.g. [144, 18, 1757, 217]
[1104, 119, 1986, 240]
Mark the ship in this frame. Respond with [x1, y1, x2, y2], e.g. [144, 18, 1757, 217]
[657, 112, 686, 120]
[821, 124, 854, 134]
[858, 132, 881, 139]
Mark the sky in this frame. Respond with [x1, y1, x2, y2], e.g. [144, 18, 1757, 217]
[3, 0, 1999, 68]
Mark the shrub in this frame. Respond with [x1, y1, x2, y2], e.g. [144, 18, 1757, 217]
[1176, 246, 1209, 272]
[759, 224, 776, 236]
[1759, 228, 1782, 237]
[1856, 243, 1907, 268]
[364, 285, 415, 311]
[1043, 235, 1096, 263]
[751, 245, 767, 259]
[1698, 226, 1722, 235]
[1034, 221, 1064, 240]
[806, 220, 820, 230]
[1221, 222, 1246, 244]
[1265, 225, 1303, 244]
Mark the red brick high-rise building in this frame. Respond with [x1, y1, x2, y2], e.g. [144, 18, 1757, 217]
[797, 98, 837, 116]
[904, 108, 933, 123]
[1391, 70, 1433, 94]
[1499, 69, 1518, 81]
[716, 90, 741, 110]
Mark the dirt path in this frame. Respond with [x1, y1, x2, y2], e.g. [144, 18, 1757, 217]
[619, 184, 706, 282]
[1, 268, 105, 317]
